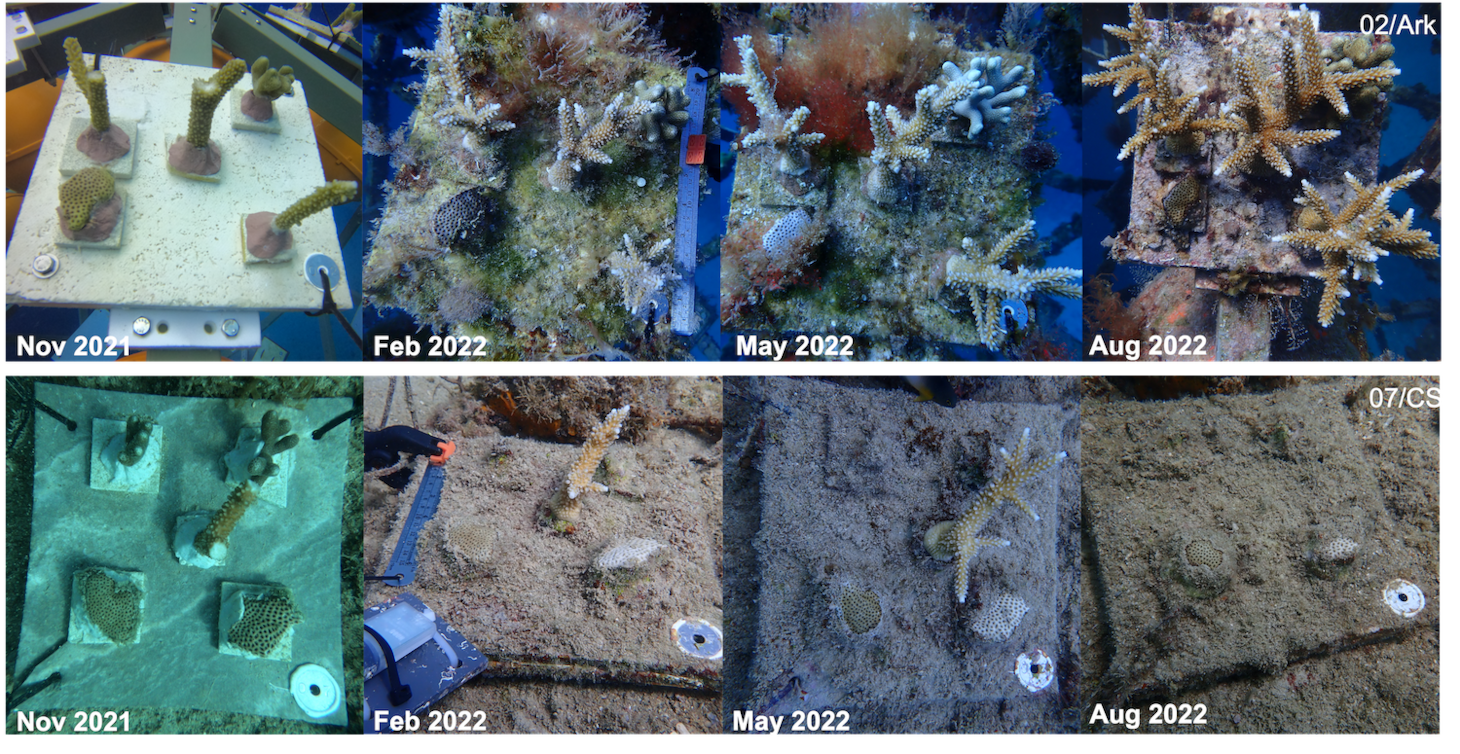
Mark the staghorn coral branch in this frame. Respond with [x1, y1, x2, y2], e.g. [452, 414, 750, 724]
[1272, 169, 1437, 327]
[546, 94, 655, 191]
[925, 428, 1064, 603]
[941, 219, 1081, 349]
[722, 35, 824, 175]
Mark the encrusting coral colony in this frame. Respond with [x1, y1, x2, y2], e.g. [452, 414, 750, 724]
[720, 4, 1082, 359]
[1085, 4, 1439, 360]
[365, 5, 701, 359]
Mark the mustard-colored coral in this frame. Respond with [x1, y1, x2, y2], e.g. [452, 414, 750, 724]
[272, 181, 358, 233]
[78, 567, 142, 644]
[62, 37, 113, 132]
[193, 483, 256, 560]
[566, 405, 630, 500]
[1162, 173, 1202, 229]
[1272, 169, 1438, 327]
[228, 587, 301, 658]
[250, 57, 295, 100]
[925, 428, 1064, 603]
[186, 59, 247, 147]
[58, 167, 115, 231]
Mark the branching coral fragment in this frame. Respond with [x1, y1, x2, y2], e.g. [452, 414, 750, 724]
[1215, 51, 1339, 177]
[942, 219, 1082, 349]
[1272, 170, 1437, 327]
[546, 94, 655, 192]
[722, 34, 825, 175]
[1082, 3, 1156, 114]
[924, 428, 1064, 603]
[407, 5, 515, 152]
[549, 405, 631, 528]
[1118, 62, 1239, 159]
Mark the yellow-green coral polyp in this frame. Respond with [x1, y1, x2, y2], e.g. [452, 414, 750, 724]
[59, 167, 115, 231]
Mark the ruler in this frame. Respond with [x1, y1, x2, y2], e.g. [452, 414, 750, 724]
[671, 67, 709, 336]
[382, 463, 446, 587]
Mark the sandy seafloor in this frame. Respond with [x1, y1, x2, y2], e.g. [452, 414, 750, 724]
[1080, 377, 1439, 732]
[723, 377, 1081, 732]
[362, 376, 723, 732]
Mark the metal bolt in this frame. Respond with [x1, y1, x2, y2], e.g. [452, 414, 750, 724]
[188, 18, 195, 24]
[222, 319, 240, 337]
[132, 317, 151, 336]
[31, 254, 57, 277]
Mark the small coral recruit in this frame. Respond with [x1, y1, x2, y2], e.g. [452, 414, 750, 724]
[925, 428, 1064, 603]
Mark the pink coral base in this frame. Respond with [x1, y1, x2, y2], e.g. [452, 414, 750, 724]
[240, 90, 275, 122]
[168, 137, 222, 176]
[76, 125, 131, 163]
[59, 192, 122, 242]
[245, 212, 293, 259]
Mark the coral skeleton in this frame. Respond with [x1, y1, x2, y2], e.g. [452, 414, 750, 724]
[722, 34, 825, 175]
[546, 94, 656, 192]
[925, 428, 1065, 603]
[1271, 169, 1437, 327]
[942, 219, 1082, 349]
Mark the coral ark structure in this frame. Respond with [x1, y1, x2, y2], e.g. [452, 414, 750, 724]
[721, 4, 1083, 359]
[1084, 4, 1440, 360]
[364, 5, 712, 359]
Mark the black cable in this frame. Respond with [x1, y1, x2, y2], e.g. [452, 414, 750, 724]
[364, 624, 412, 707]
[312, 399, 360, 440]
[34, 400, 76, 431]
[306, 268, 365, 352]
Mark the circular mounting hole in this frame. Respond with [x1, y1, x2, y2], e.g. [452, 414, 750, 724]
[1399, 593, 1409, 602]
[310, 684, 321, 696]
[693, 634, 705, 645]
[156, 322, 169, 334]
[203, 322, 215, 334]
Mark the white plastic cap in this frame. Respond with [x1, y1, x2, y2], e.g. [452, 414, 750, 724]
[290, 663, 342, 719]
